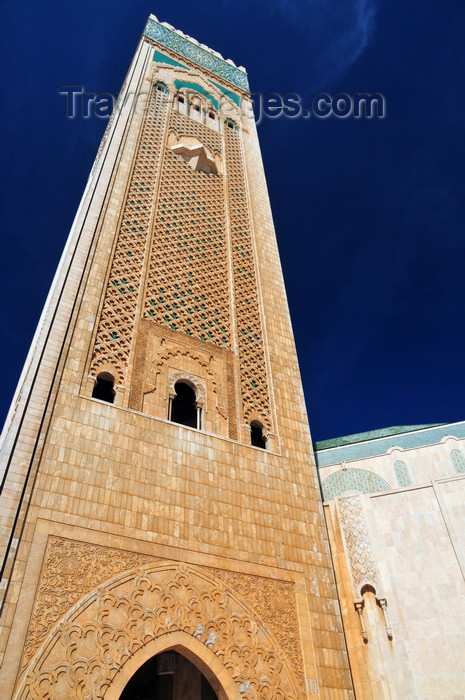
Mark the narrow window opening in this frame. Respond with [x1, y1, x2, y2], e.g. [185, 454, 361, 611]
[178, 95, 185, 104]
[92, 372, 115, 404]
[225, 118, 237, 130]
[208, 111, 215, 119]
[155, 81, 168, 93]
[360, 584, 377, 597]
[250, 421, 266, 449]
[171, 381, 199, 429]
[193, 103, 201, 111]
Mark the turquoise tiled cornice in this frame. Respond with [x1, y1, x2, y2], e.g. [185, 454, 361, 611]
[314, 421, 465, 467]
[144, 18, 249, 92]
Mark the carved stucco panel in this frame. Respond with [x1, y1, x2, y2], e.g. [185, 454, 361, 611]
[337, 494, 378, 596]
[209, 569, 305, 694]
[15, 538, 304, 700]
[21, 537, 154, 669]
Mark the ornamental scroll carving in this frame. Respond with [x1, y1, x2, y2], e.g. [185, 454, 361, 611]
[337, 494, 378, 596]
[89, 88, 168, 387]
[15, 538, 304, 700]
[337, 495, 394, 643]
[143, 110, 231, 350]
[130, 321, 237, 439]
[21, 537, 153, 669]
[209, 569, 305, 694]
[224, 127, 272, 432]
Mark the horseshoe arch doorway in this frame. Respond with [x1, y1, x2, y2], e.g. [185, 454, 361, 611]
[119, 650, 217, 700]
[104, 631, 240, 700]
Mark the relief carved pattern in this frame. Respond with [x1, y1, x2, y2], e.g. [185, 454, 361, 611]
[337, 494, 378, 593]
[209, 569, 305, 694]
[153, 345, 219, 395]
[225, 352, 238, 441]
[89, 88, 168, 386]
[168, 370, 206, 403]
[128, 321, 150, 410]
[143, 111, 231, 348]
[21, 537, 153, 669]
[170, 110, 222, 155]
[129, 322, 238, 439]
[89, 97, 273, 436]
[16, 539, 303, 700]
[225, 128, 272, 431]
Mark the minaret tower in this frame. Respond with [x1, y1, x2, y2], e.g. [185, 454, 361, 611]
[0, 16, 353, 699]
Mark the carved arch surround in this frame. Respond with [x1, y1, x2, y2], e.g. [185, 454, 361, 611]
[153, 346, 219, 396]
[169, 370, 206, 405]
[15, 561, 302, 700]
[105, 631, 237, 700]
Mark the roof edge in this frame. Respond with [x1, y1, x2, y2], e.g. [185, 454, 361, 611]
[314, 423, 446, 451]
[144, 16, 249, 92]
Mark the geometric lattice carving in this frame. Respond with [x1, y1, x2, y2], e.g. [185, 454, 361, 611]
[337, 494, 378, 595]
[394, 459, 412, 487]
[321, 468, 391, 501]
[143, 110, 231, 348]
[210, 569, 305, 694]
[89, 88, 168, 385]
[451, 448, 465, 474]
[15, 540, 302, 700]
[225, 127, 271, 430]
[171, 109, 222, 157]
[89, 89, 274, 438]
[21, 537, 153, 668]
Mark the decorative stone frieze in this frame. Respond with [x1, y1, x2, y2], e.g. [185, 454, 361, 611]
[15, 538, 304, 700]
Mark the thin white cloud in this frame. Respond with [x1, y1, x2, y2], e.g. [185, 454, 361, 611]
[269, 0, 379, 88]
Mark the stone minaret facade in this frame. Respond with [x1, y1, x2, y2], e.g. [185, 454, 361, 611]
[0, 16, 353, 699]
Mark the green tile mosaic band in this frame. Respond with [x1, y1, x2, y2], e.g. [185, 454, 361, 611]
[208, 79, 242, 107]
[315, 421, 465, 467]
[144, 18, 249, 92]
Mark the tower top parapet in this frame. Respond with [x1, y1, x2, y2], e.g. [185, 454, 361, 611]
[144, 15, 249, 91]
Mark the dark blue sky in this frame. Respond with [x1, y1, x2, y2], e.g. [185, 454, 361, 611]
[1, 0, 464, 441]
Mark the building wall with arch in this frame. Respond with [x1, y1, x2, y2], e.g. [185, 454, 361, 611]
[13, 538, 304, 700]
[314, 421, 465, 699]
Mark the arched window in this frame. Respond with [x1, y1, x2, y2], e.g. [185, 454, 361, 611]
[155, 80, 168, 94]
[176, 92, 187, 116]
[189, 96, 205, 123]
[394, 460, 412, 487]
[225, 118, 237, 130]
[451, 448, 465, 473]
[250, 420, 266, 449]
[360, 583, 377, 597]
[92, 372, 115, 404]
[170, 381, 200, 429]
